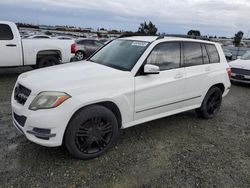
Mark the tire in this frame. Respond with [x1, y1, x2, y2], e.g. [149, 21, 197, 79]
[195, 87, 222, 119]
[75, 51, 85, 61]
[64, 105, 119, 160]
[37, 56, 59, 68]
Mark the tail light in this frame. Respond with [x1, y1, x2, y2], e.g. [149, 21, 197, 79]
[71, 43, 76, 54]
[227, 67, 231, 78]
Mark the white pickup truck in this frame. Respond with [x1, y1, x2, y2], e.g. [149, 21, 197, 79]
[0, 21, 76, 68]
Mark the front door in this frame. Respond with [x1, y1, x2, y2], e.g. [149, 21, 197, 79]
[134, 42, 186, 120]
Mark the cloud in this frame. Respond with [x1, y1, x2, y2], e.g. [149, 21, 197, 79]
[1, 0, 250, 36]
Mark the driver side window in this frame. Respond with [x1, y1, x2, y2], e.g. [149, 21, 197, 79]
[146, 42, 181, 71]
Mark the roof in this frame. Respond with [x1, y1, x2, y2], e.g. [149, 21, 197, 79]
[119, 36, 217, 45]
[119, 36, 158, 42]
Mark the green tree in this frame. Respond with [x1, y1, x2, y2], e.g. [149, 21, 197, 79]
[233, 31, 244, 47]
[187, 30, 201, 37]
[138, 21, 158, 35]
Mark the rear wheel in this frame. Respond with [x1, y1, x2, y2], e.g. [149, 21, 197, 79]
[196, 87, 222, 119]
[64, 105, 119, 159]
[75, 51, 85, 61]
[37, 56, 59, 68]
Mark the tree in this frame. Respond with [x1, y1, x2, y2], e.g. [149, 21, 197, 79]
[137, 21, 158, 35]
[187, 30, 201, 37]
[233, 31, 244, 47]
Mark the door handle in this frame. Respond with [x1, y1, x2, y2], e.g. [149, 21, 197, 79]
[6, 44, 17, 47]
[174, 73, 184, 79]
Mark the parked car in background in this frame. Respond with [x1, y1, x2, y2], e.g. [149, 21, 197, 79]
[75, 39, 104, 60]
[229, 51, 250, 83]
[99, 38, 111, 44]
[27, 35, 51, 39]
[53, 36, 74, 40]
[223, 48, 233, 61]
[0, 21, 76, 68]
[12, 36, 231, 159]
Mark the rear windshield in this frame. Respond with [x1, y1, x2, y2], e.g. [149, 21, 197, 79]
[90, 39, 149, 71]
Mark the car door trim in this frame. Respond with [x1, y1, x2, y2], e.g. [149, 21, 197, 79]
[135, 95, 202, 113]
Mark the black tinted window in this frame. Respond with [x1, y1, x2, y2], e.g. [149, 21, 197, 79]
[205, 44, 220, 63]
[201, 44, 209, 64]
[83, 40, 94, 45]
[0, 24, 13, 40]
[77, 40, 93, 45]
[146, 42, 181, 71]
[184, 42, 203, 67]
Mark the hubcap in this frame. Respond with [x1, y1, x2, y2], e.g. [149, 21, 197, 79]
[76, 52, 84, 60]
[75, 117, 113, 154]
[207, 91, 221, 115]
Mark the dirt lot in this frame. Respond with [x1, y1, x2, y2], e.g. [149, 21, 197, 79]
[0, 67, 249, 188]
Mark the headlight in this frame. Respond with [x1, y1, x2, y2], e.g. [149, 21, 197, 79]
[29, 91, 71, 110]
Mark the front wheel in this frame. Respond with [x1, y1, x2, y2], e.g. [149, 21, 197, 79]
[64, 105, 119, 159]
[196, 87, 222, 119]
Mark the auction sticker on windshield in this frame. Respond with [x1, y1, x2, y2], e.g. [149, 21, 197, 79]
[131, 41, 148, 47]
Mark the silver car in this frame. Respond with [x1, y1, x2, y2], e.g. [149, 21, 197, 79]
[75, 39, 104, 60]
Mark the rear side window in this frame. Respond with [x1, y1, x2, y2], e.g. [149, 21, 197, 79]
[83, 40, 94, 45]
[183, 42, 203, 67]
[146, 42, 181, 71]
[205, 44, 220, 63]
[0, 24, 14, 40]
[201, 44, 209, 64]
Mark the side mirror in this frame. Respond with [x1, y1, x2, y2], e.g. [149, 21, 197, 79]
[143, 64, 160, 74]
[237, 56, 242, 59]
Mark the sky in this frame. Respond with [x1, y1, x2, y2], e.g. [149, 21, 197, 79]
[0, 0, 250, 37]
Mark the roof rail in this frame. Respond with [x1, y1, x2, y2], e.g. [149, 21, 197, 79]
[156, 35, 165, 40]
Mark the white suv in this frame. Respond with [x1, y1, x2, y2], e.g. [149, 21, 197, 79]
[12, 36, 231, 159]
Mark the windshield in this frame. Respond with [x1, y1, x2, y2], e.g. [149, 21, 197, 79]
[241, 51, 250, 60]
[89, 39, 149, 71]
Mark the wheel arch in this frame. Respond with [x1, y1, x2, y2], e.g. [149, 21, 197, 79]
[208, 83, 225, 94]
[36, 50, 62, 64]
[63, 101, 122, 145]
[68, 101, 122, 129]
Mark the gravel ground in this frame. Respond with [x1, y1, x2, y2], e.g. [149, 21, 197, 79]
[0, 67, 250, 188]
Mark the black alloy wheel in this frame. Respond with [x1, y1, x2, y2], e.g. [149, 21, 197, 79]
[196, 87, 222, 119]
[65, 105, 119, 159]
[75, 117, 113, 154]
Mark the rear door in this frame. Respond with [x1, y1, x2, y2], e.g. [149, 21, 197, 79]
[0, 24, 22, 66]
[182, 42, 211, 107]
[134, 42, 186, 120]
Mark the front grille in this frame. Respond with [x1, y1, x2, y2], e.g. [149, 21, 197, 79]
[231, 68, 250, 76]
[14, 84, 31, 105]
[13, 113, 27, 127]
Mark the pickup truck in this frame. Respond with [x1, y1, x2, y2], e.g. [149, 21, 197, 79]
[0, 21, 76, 68]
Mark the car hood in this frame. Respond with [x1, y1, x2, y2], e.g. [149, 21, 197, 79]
[17, 61, 132, 95]
[229, 59, 250, 69]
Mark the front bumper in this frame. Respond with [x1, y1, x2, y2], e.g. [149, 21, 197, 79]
[11, 93, 79, 147]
